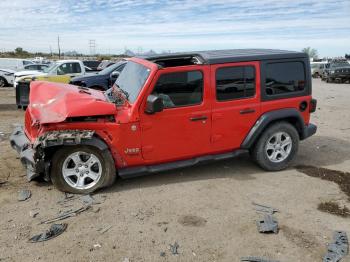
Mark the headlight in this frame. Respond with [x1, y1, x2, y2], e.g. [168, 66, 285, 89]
[330, 70, 335, 74]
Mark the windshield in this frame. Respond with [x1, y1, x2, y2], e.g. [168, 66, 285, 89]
[99, 61, 125, 75]
[43, 63, 58, 73]
[108, 61, 150, 104]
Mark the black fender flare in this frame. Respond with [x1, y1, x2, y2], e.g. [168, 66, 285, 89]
[241, 108, 306, 149]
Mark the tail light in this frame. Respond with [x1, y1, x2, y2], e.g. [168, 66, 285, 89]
[310, 98, 317, 113]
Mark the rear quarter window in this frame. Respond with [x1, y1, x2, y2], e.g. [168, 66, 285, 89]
[265, 61, 306, 96]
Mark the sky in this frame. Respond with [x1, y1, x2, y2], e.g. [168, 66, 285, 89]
[0, 0, 349, 57]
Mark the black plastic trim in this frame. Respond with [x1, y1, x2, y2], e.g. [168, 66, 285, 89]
[241, 108, 313, 149]
[119, 149, 247, 178]
[260, 58, 312, 101]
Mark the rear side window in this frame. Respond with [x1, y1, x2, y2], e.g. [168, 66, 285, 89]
[266, 62, 305, 96]
[152, 71, 203, 108]
[216, 66, 255, 101]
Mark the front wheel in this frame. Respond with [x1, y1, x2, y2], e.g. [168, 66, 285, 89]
[0, 77, 7, 88]
[51, 146, 116, 194]
[251, 122, 299, 171]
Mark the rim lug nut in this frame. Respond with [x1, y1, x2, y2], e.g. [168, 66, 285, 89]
[86, 171, 89, 174]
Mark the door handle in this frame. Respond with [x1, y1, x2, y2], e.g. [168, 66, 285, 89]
[240, 108, 256, 114]
[190, 116, 208, 121]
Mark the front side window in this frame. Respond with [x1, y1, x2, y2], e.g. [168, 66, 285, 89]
[266, 62, 305, 96]
[216, 66, 255, 101]
[152, 71, 203, 108]
[57, 63, 81, 75]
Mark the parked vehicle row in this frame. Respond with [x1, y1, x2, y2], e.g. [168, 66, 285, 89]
[311, 60, 350, 83]
[10, 49, 317, 194]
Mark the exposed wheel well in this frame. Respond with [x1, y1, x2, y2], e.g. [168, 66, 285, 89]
[244, 117, 303, 150]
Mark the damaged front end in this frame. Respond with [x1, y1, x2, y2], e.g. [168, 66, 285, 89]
[10, 127, 94, 181]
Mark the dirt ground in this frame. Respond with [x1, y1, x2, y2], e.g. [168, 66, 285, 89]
[0, 79, 350, 262]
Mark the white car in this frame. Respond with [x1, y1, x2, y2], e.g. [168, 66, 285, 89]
[0, 69, 15, 87]
[14, 60, 88, 87]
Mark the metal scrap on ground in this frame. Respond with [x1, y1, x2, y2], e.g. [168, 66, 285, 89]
[256, 214, 278, 234]
[252, 202, 279, 215]
[323, 231, 348, 262]
[29, 223, 67, 243]
[18, 189, 31, 201]
[169, 242, 179, 255]
[241, 257, 280, 262]
[39, 205, 90, 224]
[80, 194, 100, 206]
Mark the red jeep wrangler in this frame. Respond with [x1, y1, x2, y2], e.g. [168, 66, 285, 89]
[10, 49, 317, 194]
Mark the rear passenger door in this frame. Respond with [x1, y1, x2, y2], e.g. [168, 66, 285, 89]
[210, 62, 261, 152]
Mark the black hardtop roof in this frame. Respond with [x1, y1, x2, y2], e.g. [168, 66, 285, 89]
[144, 49, 308, 64]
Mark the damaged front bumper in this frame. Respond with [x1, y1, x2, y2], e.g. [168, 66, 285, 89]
[10, 126, 43, 181]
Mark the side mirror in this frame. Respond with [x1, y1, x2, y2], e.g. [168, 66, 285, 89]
[145, 95, 164, 114]
[110, 71, 120, 79]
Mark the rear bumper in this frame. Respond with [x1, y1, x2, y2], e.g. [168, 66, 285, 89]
[10, 126, 41, 181]
[301, 123, 317, 140]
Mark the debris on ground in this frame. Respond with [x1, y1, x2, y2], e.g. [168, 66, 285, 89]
[323, 231, 348, 262]
[80, 194, 99, 206]
[18, 189, 31, 201]
[29, 210, 39, 218]
[241, 257, 280, 262]
[252, 202, 279, 215]
[122, 258, 130, 262]
[93, 243, 102, 249]
[178, 215, 207, 227]
[97, 225, 112, 234]
[318, 201, 350, 218]
[29, 223, 67, 243]
[0, 180, 7, 187]
[160, 251, 166, 257]
[256, 215, 278, 234]
[295, 165, 350, 200]
[169, 242, 179, 255]
[40, 205, 90, 224]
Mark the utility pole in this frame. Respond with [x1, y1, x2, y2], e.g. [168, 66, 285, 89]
[89, 40, 96, 56]
[57, 36, 61, 59]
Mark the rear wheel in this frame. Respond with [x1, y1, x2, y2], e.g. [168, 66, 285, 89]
[251, 122, 299, 171]
[51, 145, 116, 194]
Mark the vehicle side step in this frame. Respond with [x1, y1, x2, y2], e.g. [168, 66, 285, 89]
[118, 149, 247, 178]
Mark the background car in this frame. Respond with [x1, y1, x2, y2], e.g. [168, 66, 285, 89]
[70, 60, 126, 90]
[82, 60, 101, 71]
[97, 60, 115, 71]
[24, 64, 49, 71]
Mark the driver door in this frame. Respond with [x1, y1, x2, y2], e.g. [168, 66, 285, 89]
[140, 66, 211, 164]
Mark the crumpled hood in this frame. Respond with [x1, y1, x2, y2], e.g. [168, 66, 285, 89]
[28, 81, 117, 124]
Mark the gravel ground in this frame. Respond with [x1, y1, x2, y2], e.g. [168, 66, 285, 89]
[0, 79, 349, 262]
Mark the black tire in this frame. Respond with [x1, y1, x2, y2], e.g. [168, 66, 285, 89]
[0, 77, 8, 88]
[51, 145, 116, 194]
[251, 122, 299, 171]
